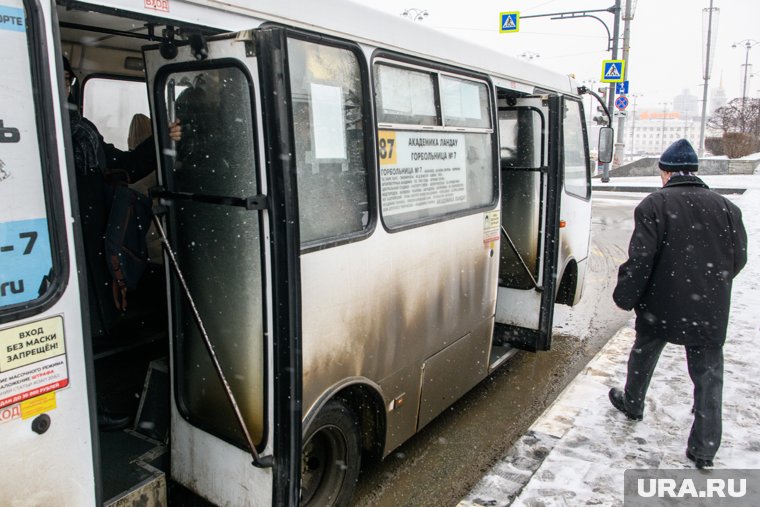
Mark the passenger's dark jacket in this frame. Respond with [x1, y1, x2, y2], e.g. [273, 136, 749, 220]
[70, 112, 157, 336]
[613, 175, 747, 346]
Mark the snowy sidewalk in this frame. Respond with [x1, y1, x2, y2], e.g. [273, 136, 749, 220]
[459, 174, 760, 506]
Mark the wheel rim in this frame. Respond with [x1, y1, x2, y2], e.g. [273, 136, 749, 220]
[301, 423, 349, 506]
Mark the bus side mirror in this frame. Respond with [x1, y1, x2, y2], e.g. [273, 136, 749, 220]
[598, 127, 614, 164]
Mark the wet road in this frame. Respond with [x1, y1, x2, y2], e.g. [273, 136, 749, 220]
[349, 190, 646, 507]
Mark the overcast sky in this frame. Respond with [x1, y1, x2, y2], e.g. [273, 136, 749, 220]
[350, 0, 759, 112]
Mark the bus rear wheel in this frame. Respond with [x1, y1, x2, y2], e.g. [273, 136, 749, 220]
[301, 399, 361, 507]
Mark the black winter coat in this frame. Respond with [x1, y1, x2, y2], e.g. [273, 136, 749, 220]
[612, 175, 747, 346]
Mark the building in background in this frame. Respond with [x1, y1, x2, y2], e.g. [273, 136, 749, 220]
[623, 84, 730, 160]
[711, 78, 728, 112]
[625, 111, 702, 158]
[673, 89, 699, 119]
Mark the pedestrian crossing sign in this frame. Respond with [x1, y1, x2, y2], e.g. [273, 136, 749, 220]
[499, 12, 520, 33]
[600, 60, 625, 83]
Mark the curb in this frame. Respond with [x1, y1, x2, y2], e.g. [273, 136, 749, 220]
[458, 324, 637, 507]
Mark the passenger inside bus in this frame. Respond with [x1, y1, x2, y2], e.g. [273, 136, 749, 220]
[126, 113, 164, 265]
[64, 56, 181, 429]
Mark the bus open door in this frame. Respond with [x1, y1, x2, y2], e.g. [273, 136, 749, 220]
[494, 92, 564, 352]
[142, 27, 301, 505]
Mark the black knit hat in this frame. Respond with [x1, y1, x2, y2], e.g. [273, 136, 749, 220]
[659, 139, 698, 172]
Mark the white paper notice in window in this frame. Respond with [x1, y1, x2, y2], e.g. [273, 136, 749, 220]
[460, 81, 482, 119]
[311, 83, 346, 159]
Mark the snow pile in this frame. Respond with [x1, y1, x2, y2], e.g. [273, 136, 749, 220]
[460, 174, 760, 506]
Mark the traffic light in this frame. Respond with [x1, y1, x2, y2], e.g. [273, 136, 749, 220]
[594, 87, 610, 125]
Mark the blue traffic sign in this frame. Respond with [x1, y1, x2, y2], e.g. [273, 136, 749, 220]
[615, 81, 629, 94]
[600, 60, 626, 83]
[499, 12, 520, 33]
[615, 95, 629, 110]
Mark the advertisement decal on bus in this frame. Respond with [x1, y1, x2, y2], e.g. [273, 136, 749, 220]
[378, 130, 467, 216]
[0, 0, 54, 311]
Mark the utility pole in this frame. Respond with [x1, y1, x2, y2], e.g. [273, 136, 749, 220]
[601, 0, 621, 182]
[613, 0, 633, 169]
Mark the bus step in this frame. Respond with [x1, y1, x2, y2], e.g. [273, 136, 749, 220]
[101, 429, 168, 506]
[104, 468, 166, 507]
[134, 357, 170, 442]
[489, 343, 518, 371]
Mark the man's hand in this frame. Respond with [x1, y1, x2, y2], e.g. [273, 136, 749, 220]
[168, 119, 182, 141]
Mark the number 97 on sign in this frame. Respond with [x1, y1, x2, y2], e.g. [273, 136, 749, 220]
[378, 130, 397, 165]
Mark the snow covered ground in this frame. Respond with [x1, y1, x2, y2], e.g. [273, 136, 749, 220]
[459, 173, 760, 506]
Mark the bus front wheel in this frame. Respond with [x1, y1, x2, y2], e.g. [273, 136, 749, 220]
[301, 399, 361, 507]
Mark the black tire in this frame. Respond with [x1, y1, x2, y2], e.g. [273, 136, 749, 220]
[301, 399, 361, 507]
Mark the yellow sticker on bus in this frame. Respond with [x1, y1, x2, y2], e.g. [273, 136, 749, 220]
[378, 130, 398, 165]
[21, 391, 56, 419]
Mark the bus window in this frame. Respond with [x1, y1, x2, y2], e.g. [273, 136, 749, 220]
[0, 0, 55, 313]
[287, 38, 370, 246]
[375, 65, 437, 125]
[161, 65, 266, 448]
[498, 108, 543, 169]
[440, 75, 491, 129]
[497, 106, 544, 290]
[82, 78, 150, 151]
[374, 62, 495, 229]
[563, 100, 591, 199]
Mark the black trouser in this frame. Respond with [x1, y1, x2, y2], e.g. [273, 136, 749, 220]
[623, 333, 724, 460]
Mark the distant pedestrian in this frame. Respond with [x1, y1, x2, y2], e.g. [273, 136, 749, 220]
[609, 139, 747, 469]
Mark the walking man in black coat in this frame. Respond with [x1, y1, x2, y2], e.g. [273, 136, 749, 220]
[609, 139, 747, 469]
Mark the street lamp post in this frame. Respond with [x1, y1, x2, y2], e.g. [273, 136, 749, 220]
[629, 94, 642, 156]
[659, 102, 670, 154]
[519, 2, 622, 180]
[401, 8, 428, 21]
[518, 51, 540, 61]
[581, 79, 598, 123]
[732, 39, 759, 130]
[698, 1, 718, 157]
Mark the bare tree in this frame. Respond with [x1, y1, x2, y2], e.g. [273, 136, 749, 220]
[706, 98, 760, 157]
[708, 98, 760, 137]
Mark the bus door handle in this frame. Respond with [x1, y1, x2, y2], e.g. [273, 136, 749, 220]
[150, 187, 269, 211]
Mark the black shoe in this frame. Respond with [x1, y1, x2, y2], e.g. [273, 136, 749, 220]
[98, 410, 131, 432]
[686, 449, 713, 469]
[608, 388, 643, 421]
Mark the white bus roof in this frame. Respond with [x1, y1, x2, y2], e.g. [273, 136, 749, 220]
[179, 0, 576, 94]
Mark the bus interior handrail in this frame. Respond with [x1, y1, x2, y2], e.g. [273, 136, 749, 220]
[500, 225, 542, 291]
